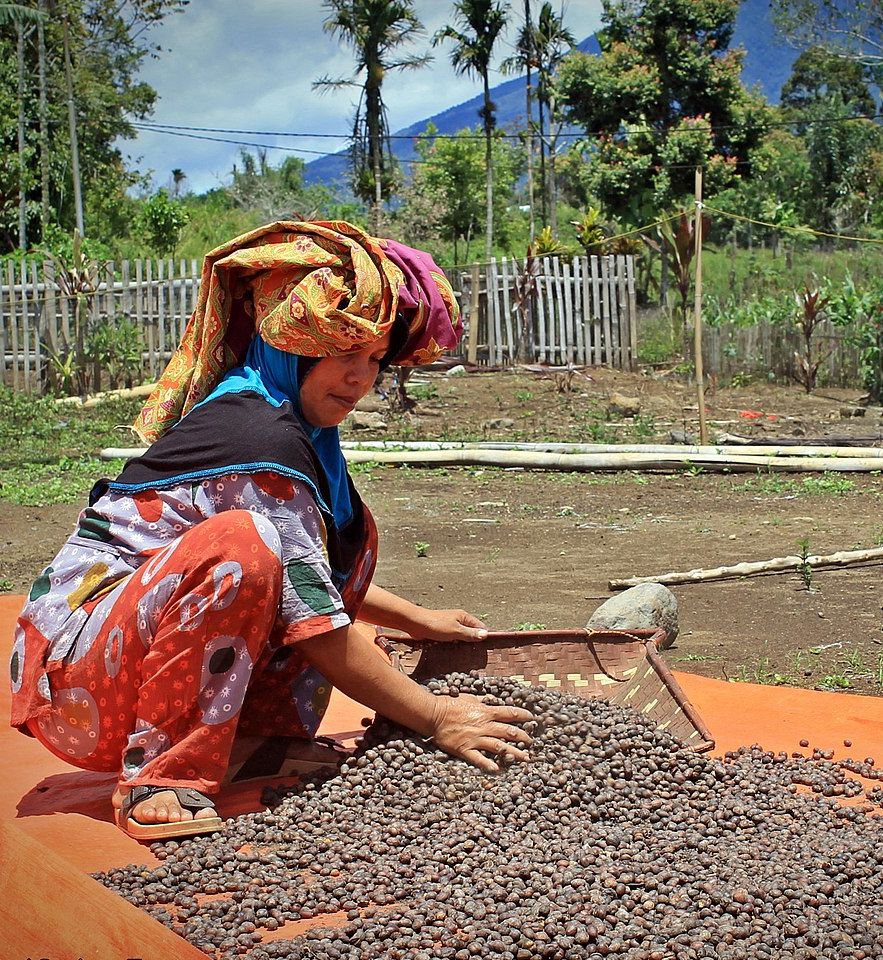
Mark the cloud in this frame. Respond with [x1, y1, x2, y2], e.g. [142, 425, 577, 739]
[127, 0, 603, 194]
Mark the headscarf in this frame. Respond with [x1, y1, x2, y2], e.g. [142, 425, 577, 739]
[193, 336, 356, 525]
[133, 220, 462, 443]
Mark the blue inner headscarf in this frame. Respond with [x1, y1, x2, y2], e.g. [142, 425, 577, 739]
[196, 337, 353, 528]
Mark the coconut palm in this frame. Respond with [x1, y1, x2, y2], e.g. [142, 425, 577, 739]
[434, 0, 508, 260]
[315, 0, 431, 232]
[532, 2, 575, 235]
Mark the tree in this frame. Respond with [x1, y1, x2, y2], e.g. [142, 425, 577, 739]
[225, 149, 332, 223]
[771, 0, 883, 72]
[0, 0, 187, 253]
[137, 187, 188, 257]
[434, 0, 509, 260]
[1, 1, 45, 249]
[315, 0, 431, 232]
[503, 2, 575, 237]
[556, 0, 771, 225]
[781, 46, 876, 117]
[801, 97, 883, 234]
[395, 122, 523, 263]
[530, 2, 575, 236]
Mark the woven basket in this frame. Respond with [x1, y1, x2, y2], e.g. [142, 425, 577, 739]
[378, 628, 715, 753]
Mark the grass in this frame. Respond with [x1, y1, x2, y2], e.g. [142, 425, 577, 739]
[0, 386, 141, 506]
[0, 455, 126, 507]
[730, 470, 856, 497]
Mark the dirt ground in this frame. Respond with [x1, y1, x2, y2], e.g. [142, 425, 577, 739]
[3, 363, 883, 696]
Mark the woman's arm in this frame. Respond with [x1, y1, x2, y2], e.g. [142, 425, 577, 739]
[297, 624, 532, 772]
[359, 583, 488, 642]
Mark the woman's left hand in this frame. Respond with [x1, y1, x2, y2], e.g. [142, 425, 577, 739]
[417, 608, 488, 643]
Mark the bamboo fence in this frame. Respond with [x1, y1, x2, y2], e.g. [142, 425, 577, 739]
[0, 251, 865, 393]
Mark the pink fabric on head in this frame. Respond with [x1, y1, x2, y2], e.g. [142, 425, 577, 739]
[380, 239, 463, 366]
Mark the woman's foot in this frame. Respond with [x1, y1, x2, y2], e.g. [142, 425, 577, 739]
[113, 784, 223, 840]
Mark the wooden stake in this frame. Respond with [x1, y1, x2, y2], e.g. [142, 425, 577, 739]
[694, 167, 708, 444]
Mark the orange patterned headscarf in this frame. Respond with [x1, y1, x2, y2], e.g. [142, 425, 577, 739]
[133, 220, 461, 443]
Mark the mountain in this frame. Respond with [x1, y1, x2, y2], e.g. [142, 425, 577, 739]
[304, 0, 798, 187]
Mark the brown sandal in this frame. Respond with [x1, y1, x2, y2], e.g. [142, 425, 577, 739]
[116, 784, 223, 841]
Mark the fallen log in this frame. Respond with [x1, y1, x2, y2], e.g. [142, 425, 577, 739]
[608, 545, 883, 590]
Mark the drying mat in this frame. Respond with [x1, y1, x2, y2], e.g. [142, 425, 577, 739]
[379, 627, 715, 753]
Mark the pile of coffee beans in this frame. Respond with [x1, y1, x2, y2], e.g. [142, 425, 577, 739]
[95, 673, 883, 959]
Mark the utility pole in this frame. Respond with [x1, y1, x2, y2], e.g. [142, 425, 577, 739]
[16, 20, 27, 249]
[524, 0, 535, 243]
[62, 2, 85, 236]
[37, 0, 51, 233]
[693, 165, 708, 444]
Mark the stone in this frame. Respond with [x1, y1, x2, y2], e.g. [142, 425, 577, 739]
[446, 364, 467, 377]
[587, 582, 679, 649]
[840, 406, 866, 418]
[483, 417, 516, 431]
[606, 391, 641, 418]
[347, 411, 387, 430]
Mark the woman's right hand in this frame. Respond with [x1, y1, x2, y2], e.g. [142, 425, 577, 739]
[427, 694, 534, 773]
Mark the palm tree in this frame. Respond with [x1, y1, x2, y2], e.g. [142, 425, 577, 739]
[315, 0, 431, 232]
[502, 0, 537, 243]
[171, 168, 186, 198]
[434, 0, 508, 260]
[533, 2, 575, 236]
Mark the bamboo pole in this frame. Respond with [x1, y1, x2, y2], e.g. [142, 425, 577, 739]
[103, 440, 883, 465]
[609, 545, 883, 591]
[468, 262, 480, 365]
[694, 167, 708, 444]
[334, 440, 883, 458]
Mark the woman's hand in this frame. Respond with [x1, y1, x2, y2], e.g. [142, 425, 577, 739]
[360, 584, 488, 642]
[428, 694, 534, 773]
[415, 607, 488, 643]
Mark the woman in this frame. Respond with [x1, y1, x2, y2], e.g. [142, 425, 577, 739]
[9, 221, 532, 841]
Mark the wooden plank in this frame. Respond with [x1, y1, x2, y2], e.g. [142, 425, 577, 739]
[551, 256, 567, 366]
[0, 262, 8, 387]
[571, 256, 585, 365]
[43, 260, 58, 380]
[468, 262, 480, 365]
[580, 256, 593, 366]
[627, 255, 638, 371]
[544, 258, 557, 363]
[8, 261, 21, 391]
[30, 259, 44, 392]
[20, 260, 32, 391]
[600, 256, 613, 368]
[500, 257, 515, 363]
[535, 257, 548, 363]
[157, 258, 167, 368]
[590, 255, 603, 365]
[562, 258, 576, 365]
[487, 259, 500, 365]
[616, 255, 629, 371]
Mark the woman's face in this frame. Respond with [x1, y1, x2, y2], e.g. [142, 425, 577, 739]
[299, 331, 392, 428]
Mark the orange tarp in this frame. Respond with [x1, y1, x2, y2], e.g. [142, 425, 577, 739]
[1, 592, 882, 959]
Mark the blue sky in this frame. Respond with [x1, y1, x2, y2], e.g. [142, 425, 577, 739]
[126, 0, 604, 195]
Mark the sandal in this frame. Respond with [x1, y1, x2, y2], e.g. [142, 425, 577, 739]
[116, 784, 223, 841]
[227, 735, 349, 784]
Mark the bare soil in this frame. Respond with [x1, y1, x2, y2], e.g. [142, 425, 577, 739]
[3, 365, 883, 696]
